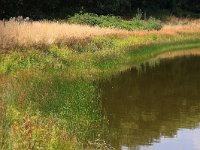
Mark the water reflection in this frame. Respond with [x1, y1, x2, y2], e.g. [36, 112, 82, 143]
[140, 128, 200, 150]
[100, 56, 200, 150]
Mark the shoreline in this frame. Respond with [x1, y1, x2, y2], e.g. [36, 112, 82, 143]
[1, 21, 200, 149]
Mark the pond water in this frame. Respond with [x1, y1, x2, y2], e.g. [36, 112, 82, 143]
[99, 56, 200, 150]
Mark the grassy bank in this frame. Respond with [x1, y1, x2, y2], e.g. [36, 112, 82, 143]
[0, 76, 110, 149]
[0, 21, 200, 78]
[0, 20, 200, 149]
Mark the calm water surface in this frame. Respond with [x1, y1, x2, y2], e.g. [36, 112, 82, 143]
[99, 56, 200, 150]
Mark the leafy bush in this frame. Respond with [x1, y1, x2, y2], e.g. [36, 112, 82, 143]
[68, 12, 162, 31]
[68, 13, 101, 26]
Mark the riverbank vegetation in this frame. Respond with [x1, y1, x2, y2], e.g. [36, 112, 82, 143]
[1, 18, 200, 50]
[0, 77, 108, 149]
[1, 10, 200, 149]
[0, 19, 200, 78]
[68, 12, 162, 30]
[1, 0, 199, 19]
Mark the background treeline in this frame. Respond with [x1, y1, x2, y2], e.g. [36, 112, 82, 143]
[0, 0, 200, 19]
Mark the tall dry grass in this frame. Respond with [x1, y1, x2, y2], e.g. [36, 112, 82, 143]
[0, 19, 200, 50]
[161, 17, 200, 34]
[0, 20, 128, 50]
[165, 16, 200, 25]
[127, 18, 200, 36]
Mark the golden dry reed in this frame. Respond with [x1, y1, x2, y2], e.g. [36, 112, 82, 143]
[0, 20, 127, 50]
[162, 17, 200, 34]
[0, 19, 200, 50]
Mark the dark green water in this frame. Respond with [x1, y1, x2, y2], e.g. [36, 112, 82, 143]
[99, 56, 200, 150]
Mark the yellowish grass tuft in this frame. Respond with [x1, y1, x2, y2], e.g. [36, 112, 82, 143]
[0, 20, 200, 50]
[165, 16, 200, 25]
[0, 20, 128, 50]
[160, 17, 200, 34]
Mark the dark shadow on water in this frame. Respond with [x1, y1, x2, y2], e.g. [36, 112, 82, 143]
[99, 56, 200, 150]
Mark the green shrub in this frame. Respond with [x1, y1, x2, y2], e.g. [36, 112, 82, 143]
[145, 17, 162, 30]
[68, 12, 162, 31]
[68, 13, 101, 26]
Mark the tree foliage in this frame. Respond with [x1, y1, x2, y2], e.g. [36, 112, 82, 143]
[0, 0, 199, 19]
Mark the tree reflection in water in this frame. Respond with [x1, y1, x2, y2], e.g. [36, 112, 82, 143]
[99, 56, 200, 150]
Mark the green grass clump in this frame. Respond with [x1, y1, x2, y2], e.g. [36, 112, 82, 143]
[0, 76, 109, 149]
[0, 105, 79, 150]
[68, 12, 162, 31]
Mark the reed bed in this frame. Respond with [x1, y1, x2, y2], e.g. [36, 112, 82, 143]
[0, 20, 128, 50]
[1, 20, 200, 50]
[165, 16, 200, 25]
[159, 17, 200, 34]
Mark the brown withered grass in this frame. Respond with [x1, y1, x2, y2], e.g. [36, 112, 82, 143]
[162, 18, 200, 34]
[0, 21, 128, 50]
[0, 20, 200, 50]
[127, 18, 200, 36]
[165, 16, 200, 25]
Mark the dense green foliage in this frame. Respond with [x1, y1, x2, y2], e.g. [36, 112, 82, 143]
[0, 0, 199, 19]
[68, 12, 162, 30]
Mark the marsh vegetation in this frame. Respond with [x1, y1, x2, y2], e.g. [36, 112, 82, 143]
[0, 4, 200, 149]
